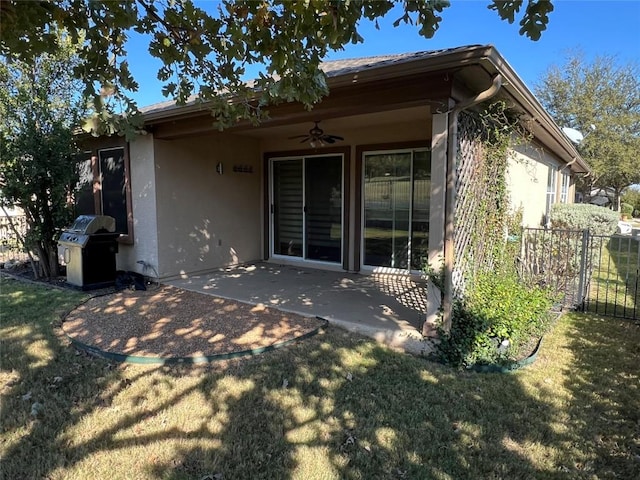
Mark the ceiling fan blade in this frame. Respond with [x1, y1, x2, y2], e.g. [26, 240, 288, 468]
[289, 121, 344, 145]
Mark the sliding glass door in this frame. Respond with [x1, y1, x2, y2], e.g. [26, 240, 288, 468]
[273, 160, 303, 257]
[271, 155, 343, 264]
[362, 149, 430, 271]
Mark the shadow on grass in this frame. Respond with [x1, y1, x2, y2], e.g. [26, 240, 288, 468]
[561, 313, 640, 478]
[2, 277, 639, 479]
[0, 278, 125, 476]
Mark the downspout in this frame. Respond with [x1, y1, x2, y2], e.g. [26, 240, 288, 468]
[558, 157, 577, 203]
[441, 74, 503, 333]
[561, 157, 577, 171]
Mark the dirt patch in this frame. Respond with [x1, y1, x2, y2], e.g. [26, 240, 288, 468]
[62, 285, 325, 359]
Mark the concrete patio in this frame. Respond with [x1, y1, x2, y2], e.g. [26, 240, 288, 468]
[166, 262, 437, 356]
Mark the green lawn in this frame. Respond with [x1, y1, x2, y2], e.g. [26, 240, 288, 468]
[1, 276, 639, 480]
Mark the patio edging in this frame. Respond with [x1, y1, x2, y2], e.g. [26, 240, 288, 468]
[466, 336, 543, 373]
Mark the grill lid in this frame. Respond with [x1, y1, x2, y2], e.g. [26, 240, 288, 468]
[67, 215, 116, 234]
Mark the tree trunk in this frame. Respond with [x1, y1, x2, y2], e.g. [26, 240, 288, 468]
[36, 242, 60, 279]
[47, 243, 60, 278]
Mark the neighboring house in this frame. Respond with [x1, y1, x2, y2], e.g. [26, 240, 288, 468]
[77, 44, 589, 326]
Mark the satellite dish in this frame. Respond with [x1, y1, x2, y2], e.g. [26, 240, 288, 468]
[562, 124, 596, 145]
[562, 127, 584, 144]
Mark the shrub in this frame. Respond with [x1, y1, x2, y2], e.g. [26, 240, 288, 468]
[620, 202, 633, 216]
[437, 270, 553, 367]
[550, 203, 619, 235]
[621, 188, 640, 218]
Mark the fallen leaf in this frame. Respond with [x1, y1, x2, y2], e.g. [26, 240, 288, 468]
[21, 391, 32, 401]
[282, 378, 289, 389]
[346, 373, 353, 381]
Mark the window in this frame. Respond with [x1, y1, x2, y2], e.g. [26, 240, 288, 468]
[545, 165, 558, 224]
[560, 172, 570, 203]
[74, 144, 133, 243]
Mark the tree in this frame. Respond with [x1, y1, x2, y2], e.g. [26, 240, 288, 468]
[535, 53, 640, 210]
[0, 0, 555, 137]
[621, 186, 640, 217]
[0, 34, 87, 279]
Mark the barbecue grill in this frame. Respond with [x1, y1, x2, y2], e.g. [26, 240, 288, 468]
[57, 215, 119, 289]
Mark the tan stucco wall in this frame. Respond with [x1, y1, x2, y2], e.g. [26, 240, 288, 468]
[153, 132, 262, 278]
[507, 143, 561, 227]
[116, 134, 160, 275]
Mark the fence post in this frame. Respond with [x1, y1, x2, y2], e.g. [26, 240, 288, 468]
[577, 229, 590, 311]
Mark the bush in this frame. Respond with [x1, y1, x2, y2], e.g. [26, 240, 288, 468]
[437, 270, 553, 367]
[621, 188, 640, 218]
[550, 203, 619, 235]
[620, 202, 633, 216]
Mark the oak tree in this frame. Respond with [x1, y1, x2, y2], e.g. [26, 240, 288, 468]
[1, 0, 555, 136]
[535, 53, 640, 210]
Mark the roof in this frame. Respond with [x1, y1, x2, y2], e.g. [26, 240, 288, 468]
[319, 46, 481, 78]
[140, 45, 481, 117]
[139, 44, 589, 174]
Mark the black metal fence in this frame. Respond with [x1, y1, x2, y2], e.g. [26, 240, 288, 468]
[585, 234, 639, 320]
[520, 228, 639, 320]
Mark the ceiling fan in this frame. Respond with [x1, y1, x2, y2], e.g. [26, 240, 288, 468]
[289, 121, 344, 147]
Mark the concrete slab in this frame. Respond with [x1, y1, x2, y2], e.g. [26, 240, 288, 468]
[166, 262, 437, 356]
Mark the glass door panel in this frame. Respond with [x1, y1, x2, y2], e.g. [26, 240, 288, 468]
[363, 153, 412, 268]
[273, 159, 303, 257]
[410, 150, 431, 270]
[271, 155, 343, 263]
[305, 156, 343, 262]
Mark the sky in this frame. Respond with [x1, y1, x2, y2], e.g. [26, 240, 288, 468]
[126, 0, 640, 108]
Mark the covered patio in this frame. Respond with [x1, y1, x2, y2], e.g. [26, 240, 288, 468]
[166, 262, 435, 355]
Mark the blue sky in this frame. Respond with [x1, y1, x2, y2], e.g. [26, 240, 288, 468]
[127, 0, 640, 107]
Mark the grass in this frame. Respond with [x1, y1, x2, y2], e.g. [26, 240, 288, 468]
[1, 276, 640, 480]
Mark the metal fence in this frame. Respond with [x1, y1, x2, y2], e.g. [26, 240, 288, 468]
[584, 234, 639, 320]
[0, 215, 30, 264]
[520, 228, 639, 320]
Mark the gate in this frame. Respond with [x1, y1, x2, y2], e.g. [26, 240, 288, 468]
[521, 228, 639, 320]
[584, 233, 639, 319]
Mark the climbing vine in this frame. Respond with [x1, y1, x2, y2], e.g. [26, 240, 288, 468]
[459, 100, 529, 275]
[437, 101, 554, 368]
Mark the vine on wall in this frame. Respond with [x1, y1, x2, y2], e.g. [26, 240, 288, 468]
[454, 101, 530, 287]
[437, 101, 555, 367]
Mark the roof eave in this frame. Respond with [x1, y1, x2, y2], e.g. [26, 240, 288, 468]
[139, 45, 590, 175]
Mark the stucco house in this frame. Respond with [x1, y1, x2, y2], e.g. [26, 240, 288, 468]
[76, 44, 588, 327]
